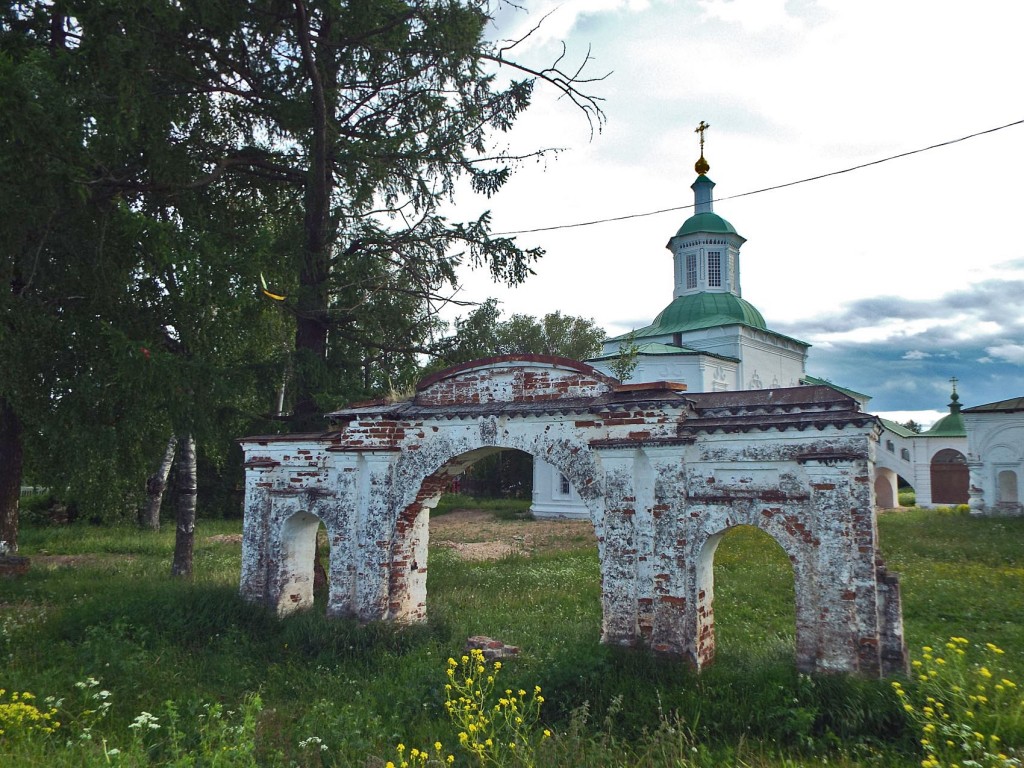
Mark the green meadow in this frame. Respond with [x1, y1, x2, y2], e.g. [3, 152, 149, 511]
[1, 504, 1022, 766]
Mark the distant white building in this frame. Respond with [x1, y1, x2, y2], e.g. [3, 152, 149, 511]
[964, 397, 1024, 515]
[873, 387, 969, 509]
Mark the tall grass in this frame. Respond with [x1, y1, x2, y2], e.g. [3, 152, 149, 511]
[1, 508, 1022, 766]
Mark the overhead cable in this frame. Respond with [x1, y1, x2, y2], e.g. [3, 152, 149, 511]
[493, 119, 1024, 236]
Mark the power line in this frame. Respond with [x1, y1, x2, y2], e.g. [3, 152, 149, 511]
[493, 119, 1024, 236]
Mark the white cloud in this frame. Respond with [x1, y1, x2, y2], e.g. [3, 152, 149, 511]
[489, 0, 656, 49]
[697, 0, 804, 33]
[902, 350, 930, 360]
[984, 344, 1024, 365]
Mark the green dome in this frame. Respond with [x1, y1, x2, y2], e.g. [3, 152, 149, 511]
[675, 212, 740, 238]
[924, 411, 966, 437]
[647, 292, 767, 334]
[924, 391, 967, 437]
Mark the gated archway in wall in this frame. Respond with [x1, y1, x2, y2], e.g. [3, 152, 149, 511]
[239, 355, 908, 677]
[931, 448, 969, 505]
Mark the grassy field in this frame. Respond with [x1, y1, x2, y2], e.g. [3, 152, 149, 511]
[1, 504, 1023, 766]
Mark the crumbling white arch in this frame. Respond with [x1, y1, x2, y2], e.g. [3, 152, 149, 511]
[239, 355, 908, 677]
[874, 469, 897, 508]
[277, 510, 324, 616]
[695, 525, 796, 658]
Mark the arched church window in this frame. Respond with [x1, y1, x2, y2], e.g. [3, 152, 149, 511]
[886, 440, 895, 453]
[708, 251, 722, 287]
[559, 473, 571, 496]
[686, 253, 697, 289]
[900, 448, 910, 461]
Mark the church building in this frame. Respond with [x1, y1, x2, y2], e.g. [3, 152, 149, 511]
[530, 128, 1018, 518]
[532, 132, 812, 517]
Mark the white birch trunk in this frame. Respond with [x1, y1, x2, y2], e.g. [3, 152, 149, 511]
[140, 436, 177, 531]
[171, 434, 196, 577]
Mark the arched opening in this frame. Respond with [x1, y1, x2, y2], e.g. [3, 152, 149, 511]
[313, 520, 331, 605]
[455, 448, 533, 501]
[997, 470, 1019, 506]
[388, 444, 600, 625]
[897, 475, 917, 507]
[697, 525, 797, 667]
[277, 510, 326, 617]
[874, 468, 897, 508]
[930, 448, 969, 505]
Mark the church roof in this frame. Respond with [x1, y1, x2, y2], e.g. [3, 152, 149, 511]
[674, 211, 741, 238]
[633, 292, 767, 337]
[963, 396, 1024, 413]
[923, 412, 966, 437]
[801, 375, 870, 403]
[878, 417, 917, 437]
[608, 292, 812, 347]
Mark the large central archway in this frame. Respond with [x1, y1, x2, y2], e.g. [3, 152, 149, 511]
[239, 355, 908, 677]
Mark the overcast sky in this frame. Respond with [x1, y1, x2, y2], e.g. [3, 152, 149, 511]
[440, 0, 1024, 425]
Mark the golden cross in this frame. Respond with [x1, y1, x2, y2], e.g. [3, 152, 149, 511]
[695, 120, 710, 153]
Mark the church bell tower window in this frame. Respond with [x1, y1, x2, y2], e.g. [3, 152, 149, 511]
[686, 253, 697, 289]
[708, 251, 722, 287]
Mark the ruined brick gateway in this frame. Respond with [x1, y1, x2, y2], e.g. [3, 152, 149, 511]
[239, 355, 908, 677]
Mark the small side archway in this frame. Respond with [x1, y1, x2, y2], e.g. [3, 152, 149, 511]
[691, 507, 832, 672]
[874, 468, 897, 508]
[277, 510, 325, 616]
[697, 524, 797, 664]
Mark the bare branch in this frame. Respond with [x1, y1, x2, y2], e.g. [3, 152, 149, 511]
[480, 42, 608, 137]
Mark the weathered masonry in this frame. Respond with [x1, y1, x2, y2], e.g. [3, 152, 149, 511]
[239, 356, 908, 677]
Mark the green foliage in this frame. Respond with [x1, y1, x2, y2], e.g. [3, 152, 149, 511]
[0, 2, 292, 522]
[432, 494, 533, 519]
[0, 0, 605, 538]
[607, 332, 641, 382]
[432, 300, 606, 370]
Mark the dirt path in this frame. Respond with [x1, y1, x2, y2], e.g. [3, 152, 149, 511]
[430, 508, 596, 561]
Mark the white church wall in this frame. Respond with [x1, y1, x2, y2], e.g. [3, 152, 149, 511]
[531, 458, 589, 519]
[590, 356, 738, 391]
[965, 412, 1024, 514]
[736, 330, 807, 390]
